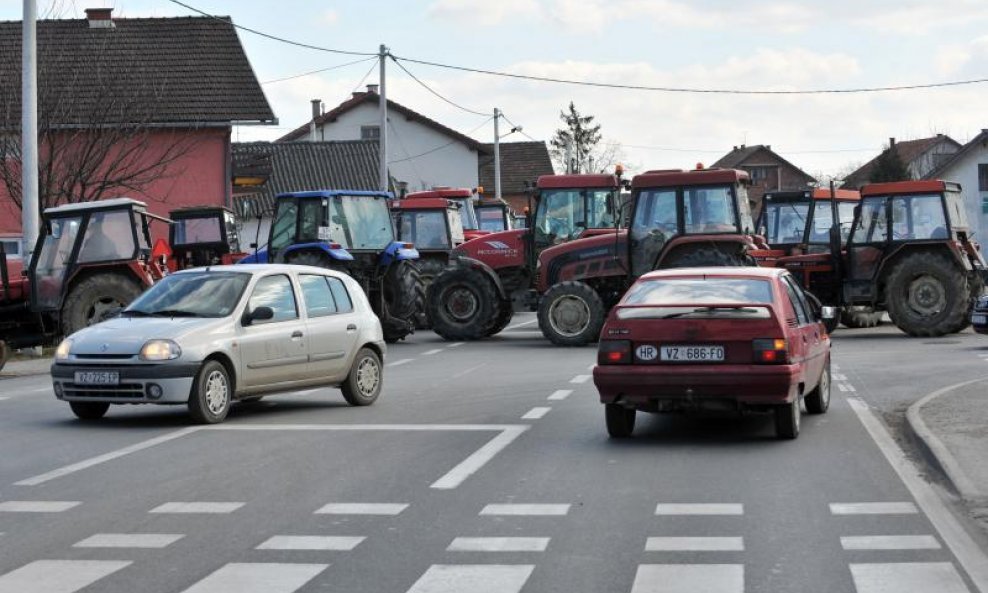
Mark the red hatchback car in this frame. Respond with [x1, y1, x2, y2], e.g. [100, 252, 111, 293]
[593, 267, 833, 439]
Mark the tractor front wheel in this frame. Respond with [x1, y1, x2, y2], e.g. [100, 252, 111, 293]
[538, 281, 606, 347]
[382, 260, 426, 342]
[61, 274, 143, 336]
[840, 306, 884, 329]
[885, 252, 970, 337]
[428, 267, 499, 341]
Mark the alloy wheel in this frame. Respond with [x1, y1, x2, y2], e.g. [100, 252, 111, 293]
[205, 370, 229, 415]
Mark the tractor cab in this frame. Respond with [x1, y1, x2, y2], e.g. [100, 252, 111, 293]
[404, 188, 484, 240]
[758, 189, 859, 255]
[531, 174, 621, 251]
[392, 197, 465, 253]
[168, 206, 244, 270]
[476, 199, 512, 233]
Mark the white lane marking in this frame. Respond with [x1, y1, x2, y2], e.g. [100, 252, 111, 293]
[570, 375, 591, 384]
[838, 383, 850, 392]
[631, 564, 743, 593]
[16, 427, 202, 486]
[0, 501, 79, 512]
[843, 383, 857, 392]
[387, 358, 414, 367]
[833, 373, 848, 381]
[849, 562, 968, 593]
[829, 502, 918, 515]
[430, 426, 528, 490]
[150, 502, 243, 514]
[522, 407, 550, 420]
[422, 349, 443, 356]
[654, 503, 743, 516]
[447, 537, 549, 552]
[548, 390, 572, 401]
[645, 537, 744, 552]
[848, 396, 988, 591]
[405, 564, 534, 593]
[257, 536, 365, 551]
[0, 397, 8, 401]
[0, 560, 131, 593]
[840, 535, 941, 550]
[480, 504, 570, 516]
[448, 342, 465, 348]
[179, 563, 328, 593]
[314, 503, 407, 516]
[74, 533, 184, 549]
[506, 319, 539, 330]
[452, 363, 488, 379]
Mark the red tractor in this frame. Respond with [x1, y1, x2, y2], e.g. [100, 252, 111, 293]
[0, 198, 167, 371]
[475, 197, 513, 232]
[535, 168, 766, 346]
[167, 206, 247, 271]
[840, 180, 987, 336]
[403, 188, 488, 241]
[427, 173, 625, 340]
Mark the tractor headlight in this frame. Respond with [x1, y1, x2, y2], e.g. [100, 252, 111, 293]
[55, 338, 73, 361]
[139, 340, 182, 361]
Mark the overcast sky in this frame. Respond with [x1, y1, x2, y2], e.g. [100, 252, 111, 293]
[4, 0, 988, 179]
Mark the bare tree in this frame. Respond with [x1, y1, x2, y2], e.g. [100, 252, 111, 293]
[0, 21, 200, 212]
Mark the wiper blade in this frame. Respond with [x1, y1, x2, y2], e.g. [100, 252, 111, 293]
[150, 309, 201, 318]
[121, 309, 152, 317]
[660, 306, 760, 319]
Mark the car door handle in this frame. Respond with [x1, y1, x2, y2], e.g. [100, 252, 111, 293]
[347, 324, 357, 331]
[291, 330, 304, 338]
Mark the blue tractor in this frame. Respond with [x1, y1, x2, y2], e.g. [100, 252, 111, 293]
[243, 190, 425, 342]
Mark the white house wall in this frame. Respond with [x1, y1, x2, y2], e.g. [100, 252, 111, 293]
[935, 143, 988, 237]
[318, 103, 479, 192]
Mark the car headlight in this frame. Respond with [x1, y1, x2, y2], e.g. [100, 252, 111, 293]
[55, 338, 73, 361]
[139, 340, 182, 361]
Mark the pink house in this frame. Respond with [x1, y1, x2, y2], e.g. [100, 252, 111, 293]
[0, 8, 275, 245]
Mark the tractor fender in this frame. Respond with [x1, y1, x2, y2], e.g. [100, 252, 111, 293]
[379, 241, 420, 267]
[237, 249, 268, 264]
[280, 243, 354, 264]
[449, 255, 509, 300]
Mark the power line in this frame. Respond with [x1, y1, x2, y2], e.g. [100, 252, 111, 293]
[622, 143, 876, 154]
[499, 112, 537, 142]
[165, 0, 376, 57]
[262, 57, 376, 85]
[392, 54, 988, 95]
[389, 117, 494, 164]
[390, 57, 489, 117]
[352, 60, 379, 93]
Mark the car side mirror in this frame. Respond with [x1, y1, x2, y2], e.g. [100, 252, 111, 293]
[243, 306, 274, 326]
[820, 306, 836, 320]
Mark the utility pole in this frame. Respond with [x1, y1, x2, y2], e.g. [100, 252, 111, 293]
[378, 44, 389, 192]
[493, 108, 501, 201]
[21, 0, 39, 260]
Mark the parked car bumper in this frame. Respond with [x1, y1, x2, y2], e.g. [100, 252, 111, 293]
[51, 361, 200, 404]
[593, 363, 800, 409]
[973, 310, 988, 334]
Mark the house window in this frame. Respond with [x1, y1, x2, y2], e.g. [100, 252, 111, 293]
[361, 126, 380, 140]
[982, 196, 988, 214]
[744, 166, 775, 184]
[978, 164, 988, 191]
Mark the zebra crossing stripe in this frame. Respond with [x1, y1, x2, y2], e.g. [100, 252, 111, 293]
[314, 503, 408, 515]
[654, 503, 743, 516]
[830, 502, 918, 515]
[631, 564, 743, 593]
[256, 536, 365, 551]
[849, 562, 968, 593]
[645, 537, 744, 552]
[480, 504, 570, 516]
[0, 501, 79, 513]
[404, 565, 534, 593]
[179, 563, 327, 593]
[74, 533, 184, 549]
[0, 560, 131, 593]
[150, 502, 244, 514]
[840, 535, 941, 550]
[447, 537, 550, 552]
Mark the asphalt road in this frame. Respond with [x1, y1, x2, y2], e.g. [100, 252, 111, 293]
[1, 313, 987, 593]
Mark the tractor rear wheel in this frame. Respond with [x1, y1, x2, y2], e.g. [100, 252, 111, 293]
[428, 267, 499, 341]
[382, 261, 426, 342]
[414, 258, 448, 329]
[486, 299, 515, 337]
[840, 306, 883, 329]
[885, 252, 970, 337]
[664, 247, 752, 268]
[538, 281, 606, 347]
[61, 274, 143, 336]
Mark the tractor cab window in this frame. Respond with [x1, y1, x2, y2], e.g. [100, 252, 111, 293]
[223, 211, 241, 252]
[944, 192, 968, 230]
[588, 189, 617, 228]
[683, 186, 738, 234]
[535, 189, 586, 245]
[736, 185, 755, 232]
[298, 199, 325, 244]
[477, 207, 507, 232]
[762, 201, 809, 244]
[330, 195, 394, 251]
[808, 201, 856, 244]
[172, 216, 222, 246]
[34, 216, 81, 310]
[850, 197, 888, 244]
[452, 198, 479, 230]
[398, 211, 450, 250]
[890, 194, 948, 241]
[630, 188, 677, 278]
[269, 200, 298, 258]
[78, 210, 136, 263]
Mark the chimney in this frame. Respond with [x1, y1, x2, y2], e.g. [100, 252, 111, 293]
[889, 137, 896, 149]
[85, 8, 114, 28]
[366, 84, 379, 94]
[310, 99, 322, 142]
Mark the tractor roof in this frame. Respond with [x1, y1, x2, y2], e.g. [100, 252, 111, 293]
[45, 197, 147, 215]
[764, 189, 860, 202]
[169, 206, 235, 217]
[406, 188, 474, 199]
[536, 174, 618, 189]
[631, 168, 749, 189]
[392, 198, 455, 210]
[276, 190, 393, 199]
[860, 180, 959, 197]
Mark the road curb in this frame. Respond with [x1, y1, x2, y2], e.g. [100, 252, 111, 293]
[0, 358, 53, 379]
[905, 376, 988, 500]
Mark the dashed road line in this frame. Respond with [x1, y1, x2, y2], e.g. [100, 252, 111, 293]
[448, 342, 465, 348]
[314, 503, 408, 516]
[387, 359, 415, 367]
[506, 319, 539, 330]
[570, 375, 591, 384]
[547, 390, 572, 401]
[422, 349, 443, 356]
[480, 504, 570, 516]
[522, 407, 550, 420]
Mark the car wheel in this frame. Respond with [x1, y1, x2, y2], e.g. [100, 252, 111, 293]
[774, 398, 801, 439]
[605, 404, 636, 438]
[188, 360, 232, 424]
[805, 359, 831, 414]
[69, 401, 109, 420]
[341, 348, 382, 406]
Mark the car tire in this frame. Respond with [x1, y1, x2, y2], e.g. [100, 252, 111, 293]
[341, 347, 382, 406]
[774, 398, 801, 439]
[804, 359, 831, 414]
[188, 360, 232, 424]
[605, 404, 636, 438]
[69, 401, 109, 420]
[538, 281, 606, 347]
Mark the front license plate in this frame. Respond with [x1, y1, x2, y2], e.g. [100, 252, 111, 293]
[74, 371, 120, 385]
[660, 345, 725, 362]
[973, 314, 987, 325]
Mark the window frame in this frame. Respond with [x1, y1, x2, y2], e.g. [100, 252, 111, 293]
[299, 274, 339, 319]
[246, 273, 300, 324]
[327, 276, 354, 313]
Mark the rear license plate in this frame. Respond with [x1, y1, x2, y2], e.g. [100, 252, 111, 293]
[660, 345, 725, 362]
[974, 314, 987, 325]
[74, 371, 120, 386]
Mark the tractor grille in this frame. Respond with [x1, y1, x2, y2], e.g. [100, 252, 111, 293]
[62, 383, 144, 399]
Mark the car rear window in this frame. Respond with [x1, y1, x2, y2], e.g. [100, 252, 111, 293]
[623, 277, 774, 305]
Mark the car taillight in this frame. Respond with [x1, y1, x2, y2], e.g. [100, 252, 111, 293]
[753, 338, 788, 364]
[598, 340, 631, 365]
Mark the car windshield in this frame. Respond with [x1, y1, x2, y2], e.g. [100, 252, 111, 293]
[124, 272, 251, 318]
[330, 195, 395, 251]
[622, 277, 774, 305]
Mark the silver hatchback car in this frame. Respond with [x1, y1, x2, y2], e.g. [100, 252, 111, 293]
[51, 264, 386, 423]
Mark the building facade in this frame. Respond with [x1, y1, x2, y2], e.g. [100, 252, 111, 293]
[923, 130, 988, 237]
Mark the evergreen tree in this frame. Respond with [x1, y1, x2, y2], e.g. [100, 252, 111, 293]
[869, 144, 912, 183]
[549, 102, 602, 174]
